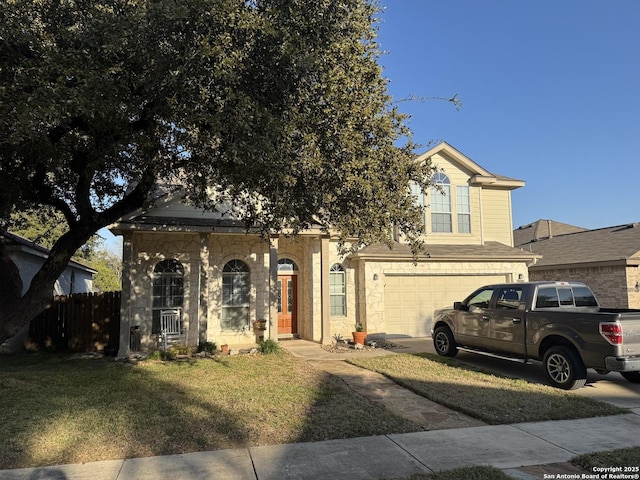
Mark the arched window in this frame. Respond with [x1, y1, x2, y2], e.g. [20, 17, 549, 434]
[277, 258, 298, 272]
[329, 263, 346, 316]
[152, 259, 184, 334]
[221, 260, 250, 330]
[430, 173, 452, 233]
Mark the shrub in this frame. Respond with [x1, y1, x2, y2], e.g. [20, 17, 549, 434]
[165, 343, 192, 359]
[197, 341, 217, 354]
[145, 350, 163, 361]
[259, 339, 281, 355]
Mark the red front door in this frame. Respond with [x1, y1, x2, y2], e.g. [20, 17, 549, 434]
[277, 275, 297, 334]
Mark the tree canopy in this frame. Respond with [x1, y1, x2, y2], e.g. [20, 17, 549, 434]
[0, 0, 436, 341]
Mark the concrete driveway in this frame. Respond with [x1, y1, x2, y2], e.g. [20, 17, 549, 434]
[394, 336, 640, 410]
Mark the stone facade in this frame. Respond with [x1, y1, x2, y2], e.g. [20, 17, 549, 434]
[119, 230, 363, 353]
[355, 259, 530, 336]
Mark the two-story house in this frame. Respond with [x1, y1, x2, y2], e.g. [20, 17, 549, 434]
[110, 142, 538, 355]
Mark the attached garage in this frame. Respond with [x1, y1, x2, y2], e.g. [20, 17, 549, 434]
[384, 274, 507, 337]
[351, 242, 539, 339]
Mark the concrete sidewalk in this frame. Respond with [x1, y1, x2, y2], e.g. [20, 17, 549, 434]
[4, 414, 640, 479]
[3, 338, 640, 480]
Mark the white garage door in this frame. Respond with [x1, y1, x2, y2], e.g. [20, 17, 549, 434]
[384, 274, 507, 337]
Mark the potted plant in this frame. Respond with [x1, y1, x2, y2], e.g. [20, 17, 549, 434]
[352, 323, 367, 345]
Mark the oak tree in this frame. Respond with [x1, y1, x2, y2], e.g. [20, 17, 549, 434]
[0, 0, 435, 342]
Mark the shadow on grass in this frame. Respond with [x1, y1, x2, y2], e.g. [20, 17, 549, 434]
[347, 352, 628, 425]
[0, 351, 419, 470]
[0, 353, 254, 470]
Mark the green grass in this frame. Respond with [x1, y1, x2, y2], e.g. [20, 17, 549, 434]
[0, 352, 419, 469]
[0, 349, 631, 471]
[573, 446, 640, 472]
[348, 353, 626, 424]
[386, 447, 640, 480]
[385, 466, 513, 480]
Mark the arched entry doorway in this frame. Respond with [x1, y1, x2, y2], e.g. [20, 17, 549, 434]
[277, 258, 298, 336]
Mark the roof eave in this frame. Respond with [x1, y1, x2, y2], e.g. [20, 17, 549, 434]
[530, 258, 640, 270]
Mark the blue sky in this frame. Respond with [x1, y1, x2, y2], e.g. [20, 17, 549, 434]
[103, 1, 639, 252]
[376, 0, 640, 230]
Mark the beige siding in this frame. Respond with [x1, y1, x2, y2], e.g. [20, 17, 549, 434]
[423, 154, 483, 245]
[480, 189, 514, 246]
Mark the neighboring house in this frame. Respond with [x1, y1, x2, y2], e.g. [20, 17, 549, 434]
[515, 219, 640, 308]
[0, 229, 96, 295]
[110, 142, 538, 355]
[513, 219, 587, 247]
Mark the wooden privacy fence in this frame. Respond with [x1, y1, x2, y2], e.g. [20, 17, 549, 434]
[29, 291, 121, 353]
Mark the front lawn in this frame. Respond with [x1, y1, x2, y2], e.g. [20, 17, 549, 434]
[0, 352, 418, 469]
[348, 353, 626, 424]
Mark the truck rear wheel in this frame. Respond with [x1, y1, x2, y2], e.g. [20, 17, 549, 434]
[621, 372, 640, 383]
[433, 326, 458, 357]
[543, 346, 587, 390]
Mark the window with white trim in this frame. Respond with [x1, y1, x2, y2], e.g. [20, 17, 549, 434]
[456, 185, 471, 233]
[221, 260, 250, 330]
[152, 259, 184, 334]
[409, 182, 427, 231]
[329, 264, 346, 316]
[430, 173, 452, 233]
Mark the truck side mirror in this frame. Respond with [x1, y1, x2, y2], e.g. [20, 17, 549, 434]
[454, 301, 465, 311]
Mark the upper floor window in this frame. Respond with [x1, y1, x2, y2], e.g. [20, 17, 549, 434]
[329, 263, 346, 316]
[152, 259, 184, 334]
[456, 186, 471, 233]
[430, 173, 452, 233]
[221, 260, 250, 330]
[409, 182, 427, 230]
[411, 174, 472, 234]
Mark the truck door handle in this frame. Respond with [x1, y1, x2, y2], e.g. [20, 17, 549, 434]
[512, 318, 522, 324]
[482, 316, 490, 321]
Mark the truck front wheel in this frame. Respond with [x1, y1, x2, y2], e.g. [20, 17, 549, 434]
[543, 346, 587, 390]
[433, 326, 458, 357]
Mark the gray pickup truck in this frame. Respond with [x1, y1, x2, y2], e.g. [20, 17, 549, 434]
[432, 281, 640, 389]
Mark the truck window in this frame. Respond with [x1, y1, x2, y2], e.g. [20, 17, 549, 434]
[558, 288, 574, 306]
[536, 287, 559, 308]
[496, 287, 522, 310]
[572, 286, 598, 307]
[466, 288, 493, 311]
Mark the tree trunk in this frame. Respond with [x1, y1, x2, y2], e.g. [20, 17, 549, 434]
[0, 229, 91, 348]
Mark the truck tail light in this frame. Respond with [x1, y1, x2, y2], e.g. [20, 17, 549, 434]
[600, 322, 623, 345]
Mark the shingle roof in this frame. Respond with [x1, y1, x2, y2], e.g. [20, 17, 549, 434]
[520, 223, 640, 268]
[0, 228, 97, 273]
[353, 241, 539, 262]
[513, 219, 587, 247]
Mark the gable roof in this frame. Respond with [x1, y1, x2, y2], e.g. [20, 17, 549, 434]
[519, 223, 640, 268]
[0, 229, 97, 274]
[415, 142, 525, 189]
[514, 219, 588, 247]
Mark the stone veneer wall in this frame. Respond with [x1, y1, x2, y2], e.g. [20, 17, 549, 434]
[127, 231, 338, 350]
[326, 241, 358, 340]
[529, 265, 640, 308]
[128, 232, 202, 351]
[206, 234, 271, 347]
